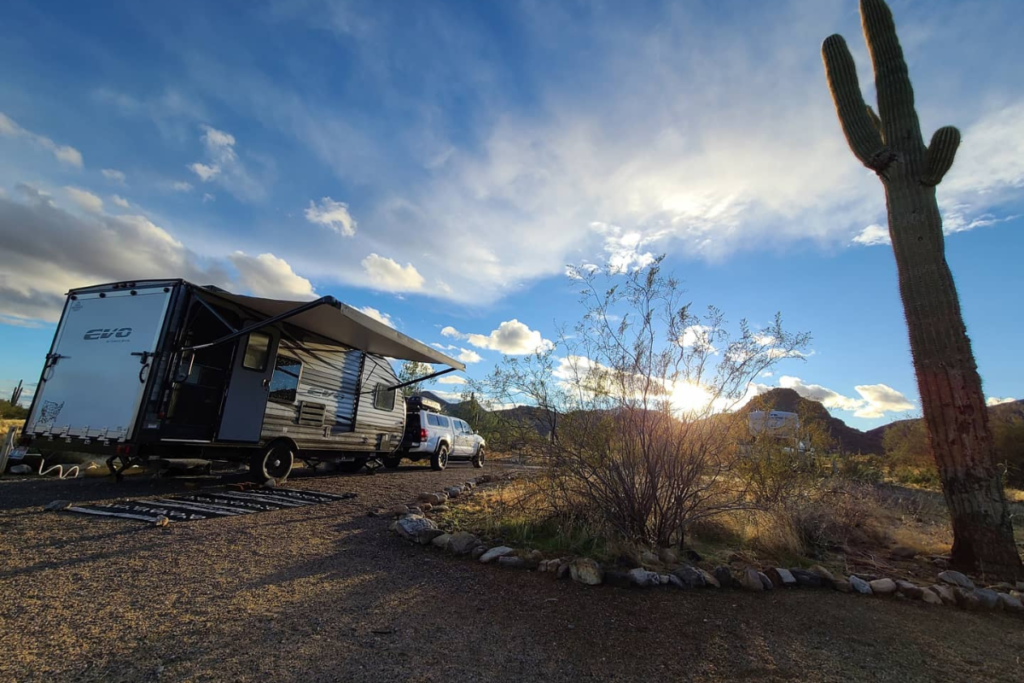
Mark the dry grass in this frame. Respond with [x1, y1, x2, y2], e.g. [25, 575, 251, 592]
[0, 419, 24, 435]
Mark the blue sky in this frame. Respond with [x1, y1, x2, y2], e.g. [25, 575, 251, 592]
[1, 0, 1021, 429]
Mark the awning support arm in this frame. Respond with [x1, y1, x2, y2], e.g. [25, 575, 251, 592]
[387, 367, 459, 392]
[191, 291, 238, 334]
[182, 296, 337, 352]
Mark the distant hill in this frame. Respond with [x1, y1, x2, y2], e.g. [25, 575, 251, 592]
[865, 398, 1024, 444]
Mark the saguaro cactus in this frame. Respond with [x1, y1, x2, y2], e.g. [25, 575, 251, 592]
[823, 0, 1021, 579]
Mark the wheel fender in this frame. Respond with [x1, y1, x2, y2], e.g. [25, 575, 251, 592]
[263, 437, 299, 458]
[437, 440, 451, 453]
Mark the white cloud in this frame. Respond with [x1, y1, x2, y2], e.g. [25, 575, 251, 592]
[171, 181, 194, 192]
[188, 125, 267, 201]
[0, 112, 83, 167]
[442, 319, 553, 355]
[778, 376, 914, 419]
[202, 193, 215, 203]
[357, 306, 396, 328]
[852, 224, 890, 246]
[101, 169, 127, 185]
[228, 252, 317, 300]
[0, 185, 315, 324]
[305, 197, 357, 237]
[679, 325, 717, 352]
[437, 375, 467, 385]
[457, 348, 483, 364]
[111, 195, 130, 209]
[361, 253, 425, 292]
[987, 396, 1016, 407]
[64, 187, 103, 214]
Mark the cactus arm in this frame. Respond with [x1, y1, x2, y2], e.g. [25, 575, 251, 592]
[922, 126, 961, 186]
[860, 0, 924, 151]
[822, 34, 893, 173]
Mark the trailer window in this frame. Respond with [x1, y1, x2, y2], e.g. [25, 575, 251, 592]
[242, 332, 271, 371]
[269, 356, 301, 404]
[374, 383, 396, 411]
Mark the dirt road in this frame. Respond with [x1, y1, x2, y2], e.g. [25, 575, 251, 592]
[2, 464, 1021, 682]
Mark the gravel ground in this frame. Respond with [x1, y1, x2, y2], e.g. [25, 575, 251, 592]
[2, 463, 1022, 683]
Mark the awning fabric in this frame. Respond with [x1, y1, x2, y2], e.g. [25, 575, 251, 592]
[197, 288, 466, 371]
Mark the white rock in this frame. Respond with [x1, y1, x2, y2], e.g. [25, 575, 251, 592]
[627, 568, 661, 587]
[920, 589, 943, 605]
[479, 546, 515, 563]
[395, 514, 438, 542]
[869, 578, 897, 595]
[849, 576, 873, 595]
[569, 558, 603, 585]
[448, 532, 480, 555]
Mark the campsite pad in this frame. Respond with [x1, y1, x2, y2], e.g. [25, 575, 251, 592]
[66, 487, 358, 524]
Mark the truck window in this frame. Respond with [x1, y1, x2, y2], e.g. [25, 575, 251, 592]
[427, 413, 439, 426]
[242, 331, 271, 371]
[374, 383, 396, 411]
[437, 416, 450, 428]
[269, 356, 301, 404]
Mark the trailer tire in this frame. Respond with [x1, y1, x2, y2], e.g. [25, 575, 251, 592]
[251, 442, 294, 482]
[337, 458, 366, 473]
[431, 444, 449, 471]
[472, 447, 485, 469]
[382, 455, 402, 469]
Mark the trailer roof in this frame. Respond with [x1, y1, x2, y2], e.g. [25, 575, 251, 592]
[198, 288, 466, 371]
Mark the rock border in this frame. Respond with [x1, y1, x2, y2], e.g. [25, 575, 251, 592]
[388, 474, 1024, 617]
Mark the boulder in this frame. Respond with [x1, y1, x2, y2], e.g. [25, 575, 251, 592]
[659, 574, 671, 585]
[834, 579, 852, 593]
[699, 568, 721, 588]
[420, 503, 433, 513]
[523, 549, 543, 564]
[44, 500, 72, 512]
[757, 572, 774, 590]
[739, 568, 764, 592]
[938, 570, 975, 590]
[471, 546, 488, 560]
[808, 565, 835, 584]
[417, 492, 433, 502]
[849, 575, 873, 595]
[672, 565, 706, 589]
[998, 593, 1023, 612]
[390, 504, 410, 517]
[953, 587, 982, 610]
[658, 547, 679, 565]
[790, 569, 824, 588]
[445, 486, 462, 498]
[479, 546, 515, 563]
[713, 566, 737, 589]
[395, 514, 440, 543]
[431, 533, 452, 549]
[920, 589, 943, 606]
[569, 558, 604, 586]
[556, 563, 571, 580]
[431, 505, 450, 513]
[627, 568, 662, 587]
[929, 584, 956, 605]
[869, 578, 897, 595]
[407, 506, 423, 516]
[973, 588, 1001, 610]
[448, 532, 480, 556]
[498, 556, 527, 569]
[895, 580, 924, 600]
[765, 568, 797, 588]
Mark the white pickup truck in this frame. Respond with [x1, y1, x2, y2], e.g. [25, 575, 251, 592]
[385, 396, 485, 471]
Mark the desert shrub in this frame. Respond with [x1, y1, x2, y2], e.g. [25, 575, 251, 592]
[994, 416, 1024, 488]
[787, 482, 889, 553]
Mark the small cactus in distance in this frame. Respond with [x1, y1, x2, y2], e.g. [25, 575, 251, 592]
[822, 0, 1021, 579]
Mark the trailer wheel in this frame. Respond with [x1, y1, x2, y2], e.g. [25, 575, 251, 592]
[337, 458, 366, 473]
[431, 444, 449, 471]
[382, 455, 402, 469]
[251, 443, 294, 481]
[472, 447, 485, 469]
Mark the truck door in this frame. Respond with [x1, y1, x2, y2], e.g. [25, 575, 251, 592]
[24, 285, 173, 441]
[217, 328, 279, 442]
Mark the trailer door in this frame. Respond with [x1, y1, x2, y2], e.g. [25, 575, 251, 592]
[25, 286, 173, 440]
[217, 329, 280, 442]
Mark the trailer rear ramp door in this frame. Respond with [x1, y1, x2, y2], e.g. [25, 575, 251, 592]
[25, 287, 172, 441]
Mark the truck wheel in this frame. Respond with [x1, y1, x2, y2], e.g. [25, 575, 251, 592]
[431, 444, 449, 471]
[382, 455, 402, 469]
[472, 447, 485, 469]
[251, 443, 294, 482]
[337, 458, 367, 473]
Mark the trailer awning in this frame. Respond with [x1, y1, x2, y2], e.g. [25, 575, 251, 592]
[195, 289, 466, 371]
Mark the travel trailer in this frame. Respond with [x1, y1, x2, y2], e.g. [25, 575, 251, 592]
[18, 280, 464, 480]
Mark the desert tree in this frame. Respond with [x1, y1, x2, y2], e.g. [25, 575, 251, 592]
[822, 0, 1021, 577]
[396, 360, 432, 397]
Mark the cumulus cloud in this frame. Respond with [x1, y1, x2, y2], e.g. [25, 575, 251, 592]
[430, 342, 482, 364]
[357, 306, 395, 328]
[64, 187, 104, 214]
[852, 224, 890, 246]
[305, 197, 357, 237]
[0, 112, 83, 167]
[0, 185, 313, 324]
[171, 181, 194, 192]
[101, 169, 127, 185]
[228, 252, 317, 300]
[442, 319, 553, 355]
[987, 396, 1016, 407]
[361, 253, 425, 292]
[111, 195, 130, 209]
[437, 375, 467, 385]
[679, 325, 717, 352]
[188, 125, 267, 201]
[778, 376, 914, 419]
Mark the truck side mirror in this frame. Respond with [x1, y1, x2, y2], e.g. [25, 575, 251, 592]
[175, 351, 195, 382]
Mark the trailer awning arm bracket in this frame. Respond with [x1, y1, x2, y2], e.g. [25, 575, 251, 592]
[182, 296, 337, 352]
[191, 291, 238, 334]
[386, 367, 459, 392]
